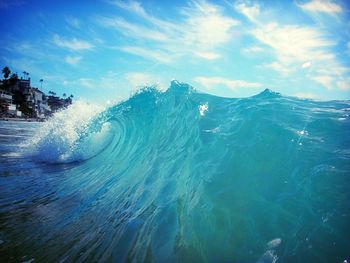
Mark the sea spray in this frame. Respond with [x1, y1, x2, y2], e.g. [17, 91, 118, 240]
[24, 100, 108, 163]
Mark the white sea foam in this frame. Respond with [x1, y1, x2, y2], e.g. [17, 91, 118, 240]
[199, 102, 208, 116]
[24, 100, 110, 163]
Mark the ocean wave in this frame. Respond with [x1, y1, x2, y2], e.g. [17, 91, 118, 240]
[5, 80, 349, 262]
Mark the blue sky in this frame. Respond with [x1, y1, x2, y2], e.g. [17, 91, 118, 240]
[0, 0, 349, 103]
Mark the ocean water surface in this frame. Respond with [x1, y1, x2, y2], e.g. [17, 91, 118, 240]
[0, 81, 349, 262]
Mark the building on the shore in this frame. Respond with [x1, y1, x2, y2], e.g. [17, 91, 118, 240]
[1, 77, 51, 118]
[0, 89, 13, 104]
[1, 68, 73, 118]
[25, 88, 51, 118]
[12, 78, 31, 92]
[0, 89, 22, 117]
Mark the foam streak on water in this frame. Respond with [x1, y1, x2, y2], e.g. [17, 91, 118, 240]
[0, 81, 349, 263]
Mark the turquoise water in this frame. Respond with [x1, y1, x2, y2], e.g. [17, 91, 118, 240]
[0, 81, 349, 262]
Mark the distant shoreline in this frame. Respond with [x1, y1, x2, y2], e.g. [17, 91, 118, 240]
[0, 117, 44, 122]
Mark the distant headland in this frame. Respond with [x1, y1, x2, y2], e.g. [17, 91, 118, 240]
[0, 66, 73, 121]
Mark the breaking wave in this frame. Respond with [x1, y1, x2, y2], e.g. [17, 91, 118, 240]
[2, 81, 350, 262]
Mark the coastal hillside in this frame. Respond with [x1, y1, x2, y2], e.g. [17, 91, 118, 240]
[0, 66, 73, 119]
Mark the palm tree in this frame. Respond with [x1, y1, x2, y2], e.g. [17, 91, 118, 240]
[70, 94, 74, 98]
[63, 93, 67, 98]
[2, 66, 11, 79]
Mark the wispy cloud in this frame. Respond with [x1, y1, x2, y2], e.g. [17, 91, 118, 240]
[64, 55, 82, 65]
[242, 45, 264, 53]
[297, 0, 343, 14]
[53, 35, 94, 51]
[311, 75, 333, 89]
[302, 61, 312, 68]
[97, 17, 169, 42]
[180, 1, 240, 50]
[108, 0, 178, 30]
[119, 46, 172, 63]
[336, 79, 350, 90]
[251, 22, 334, 66]
[236, 1, 348, 90]
[194, 76, 262, 90]
[102, 0, 240, 62]
[194, 51, 221, 60]
[109, 0, 147, 17]
[235, 2, 260, 22]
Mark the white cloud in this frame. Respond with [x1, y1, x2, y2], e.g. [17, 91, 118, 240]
[119, 46, 172, 63]
[104, 0, 240, 62]
[97, 17, 169, 42]
[316, 64, 348, 76]
[194, 51, 221, 60]
[64, 55, 82, 65]
[110, 0, 185, 31]
[336, 79, 350, 90]
[312, 75, 333, 89]
[251, 22, 334, 66]
[298, 0, 342, 14]
[236, 2, 348, 90]
[235, 2, 260, 22]
[181, 1, 240, 49]
[302, 61, 312, 68]
[243, 45, 264, 53]
[53, 35, 94, 51]
[194, 76, 262, 90]
[109, 0, 148, 17]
